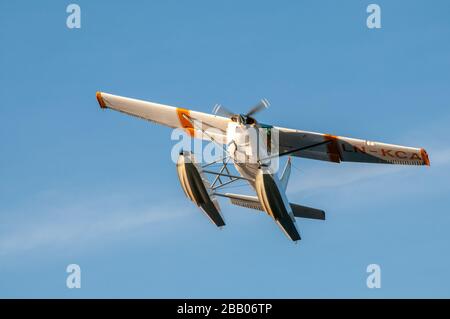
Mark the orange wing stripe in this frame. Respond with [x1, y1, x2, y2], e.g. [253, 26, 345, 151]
[176, 108, 195, 137]
[324, 134, 341, 163]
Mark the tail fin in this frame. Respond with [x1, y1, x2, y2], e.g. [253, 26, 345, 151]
[280, 157, 291, 190]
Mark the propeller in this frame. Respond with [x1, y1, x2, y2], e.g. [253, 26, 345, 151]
[245, 98, 270, 118]
[212, 99, 270, 124]
[212, 103, 234, 118]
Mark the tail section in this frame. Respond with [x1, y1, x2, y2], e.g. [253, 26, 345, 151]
[224, 192, 326, 220]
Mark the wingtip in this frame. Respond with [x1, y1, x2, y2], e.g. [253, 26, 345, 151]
[420, 148, 430, 166]
[96, 91, 107, 109]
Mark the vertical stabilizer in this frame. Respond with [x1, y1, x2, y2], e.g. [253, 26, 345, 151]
[280, 157, 292, 190]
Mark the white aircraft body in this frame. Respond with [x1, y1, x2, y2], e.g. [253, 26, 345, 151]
[96, 92, 430, 242]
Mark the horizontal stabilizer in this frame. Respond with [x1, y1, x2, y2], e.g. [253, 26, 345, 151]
[222, 193, 325, 220]
[230, 198, 263, 211]
[290, 204, 325, 220]
[224, 193, 263, 211]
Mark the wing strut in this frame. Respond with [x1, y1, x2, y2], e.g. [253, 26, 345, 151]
[265, 140, 332, 161]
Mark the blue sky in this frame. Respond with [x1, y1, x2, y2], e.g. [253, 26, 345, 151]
[1, 0, 450, 298]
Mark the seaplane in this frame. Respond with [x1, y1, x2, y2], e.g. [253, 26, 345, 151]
[96, 92, 430, 242]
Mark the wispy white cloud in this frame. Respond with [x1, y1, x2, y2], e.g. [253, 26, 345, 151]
[0, 195, 189, 256]
[3, 126, 450, 257]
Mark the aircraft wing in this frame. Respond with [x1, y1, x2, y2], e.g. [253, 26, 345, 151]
[275, 127, 430, 166]
[96, 92, 229, 142]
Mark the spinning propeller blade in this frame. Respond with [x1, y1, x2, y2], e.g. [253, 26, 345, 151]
[245, 98, 270, 117]
[213, 98, 270, 123]
[213, 104, 235, 118]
